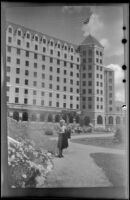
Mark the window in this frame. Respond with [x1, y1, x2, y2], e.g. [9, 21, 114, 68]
[97, 97, 99, 101]
[57, 51, 60, 57]
[109, 86, 112, 90]
[24, 98, 28, 104]
[64, 70, 67, 75]
[64, 61, 67, 66]
[7, 66, 11, 72]
[83, 58, 86, 63]
[88, 65, 92, 70]
[33, 81, 37, 86]
[83, 65, 86, 70]
[64, 54, 67, 59]
[88, 81, 92, 86]
[109, 78, 112, 83]
[100, 74, 103, 79]
[16, 78, 19, 84]
[26, 33, 30, 39]
[71, 48, 73, 53]
[88, 97, 92, 101]
[88, 58, 92, 63]
[100, 52, 102, 56]
[96, 58, 98, 63]
[97, 82, 99, 86]
[109, 93, 112, 98]
[71, 56, 73, 61]
[15, 88, 19, 93]
[33, 90, 37, 95]
[43, 47, 46, 52]
[82, 105, 86, 109]
[88, 105, 92, 109]
[77, 97, 79, 101]
[49, 84, 52, 89]
[16, 68, 20, 74]
[18, 30, 21, 36]
[70, 104, 73, 109]
[97, 74, 99, 78]
[26, 42, 30, 48]
[96, 65, 99, 70]
[57, 77, 60, 82]
[57, 59, 60, 65]
[77, 81, 79, 85]
[77, 104, 79, 109]
[100, 82, 103, 87]
[83, 81, 86, 86]
[109, 100, 112, 104]
[77, 73, 79, 78]
[42, 82, 45, 88]
[97, 89, 99, 94]
[77, 57, 79, 62]
[109, 107, 112, 111]
[56, 102, 59, 107]
[49, 75, 53, 80]
[82, 97, 86, 101]
[100, 66, 102, 71]
[50, 41, 53, 46]
[88, 49, 92, 56]
[82, 73, 86, 78]
[43, 39, 46, 44]
[42, 65, 45, 70]
[49, 101, 52, 106]
[97, 105, 99, 109]
[58, 44, 60, 48]
[41, 91, 44, 96]
[63, 103, 66, 108]
[70, 96, 73, 100]
[16, 58, 20, 64]
[34, 53, 37, 59]
[56, 94, 60, 98]
[100, 90, 103, 94]
[25, 79, 28, 85]
[26, 51, 29, 57]
[25, 60, 29, 66]
[100, 59, 102, 64]
[70, 63, 73, 68]
[42, 73, 45, 79]
[42, 55, 45, 61]
[35, 36, 38, 41]
[15, 97, 19, 103]
[77, 89, 79, 93]
[8, 37, 12, 43]
[77, 64, 79, 70]
[50, 49, 53, 55]
[49, 93, 52, 97]
[64, 86, 66, 91]
[17, 40, 21, 46]
[96, 50, 99, 55]
[70, 71, 73, 76]
[7, 76, 10, 82]
[8, 27, 12, 33]
[50, 57, 53, 63]
[25, 70, 29, 76]
[100, 97, 103, 102]
[63, 95, 66, 99]
[24, 89, 28, 94]
[50, 66, 53, 72]
[34, 72, 37, 77]
[82, 89, 86, 94]
[88, 73, 92, 78]
[88, 89, 92, 94]
[57, 68, 60, 73]
[35, 45, 38, 51]
[17, 48, 21, 55]
[64, 78, 66, 83]
[33, 99, 36, 105]
[70, 88, 73, 92]
[64, 46, 67, 50]
[34, 63, 37, 68]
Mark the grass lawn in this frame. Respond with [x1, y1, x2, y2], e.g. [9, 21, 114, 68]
[71, 136, 125, 150]
[90, 153, 127, 187]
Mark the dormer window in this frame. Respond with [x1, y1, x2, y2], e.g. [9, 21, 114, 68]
[17, 30, 21, 36]
[58, 43, 60, 48]
[43, 38, 46, 44]
[35, 35, 38, 42]
[8, 27, 12, 33]
[26, 33, 30, 39]
[50, 41, 53, 46]
[71, 47, 73, 53]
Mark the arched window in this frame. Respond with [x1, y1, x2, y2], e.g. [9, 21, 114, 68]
[116, 116, 120, 124]
[8, 26, 13, 34]
[40, 113, 45, 122]
[34, 34, 39, 42]
[42, 37, 46, 44]
[97, 115, 103, 124]
[50, 39, 54, 47]
[26, 31, 31, 39]
[13, 111, 19, 121]
[48, 114, 53, 122]
[109, 116, 113, 124]
[17, 29, 22, 36]
[84, 116, 90, 126]
[22, 112, 28, 121]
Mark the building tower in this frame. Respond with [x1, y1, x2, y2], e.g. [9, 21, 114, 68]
[79, 34, 105, 127]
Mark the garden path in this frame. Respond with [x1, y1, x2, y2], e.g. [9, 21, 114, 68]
[42, 135, 126, 187]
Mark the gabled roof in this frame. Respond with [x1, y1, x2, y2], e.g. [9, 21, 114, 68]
[80, 34, 104, 48]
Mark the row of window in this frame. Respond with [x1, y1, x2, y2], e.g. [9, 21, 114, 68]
[7, 96, 79, 109]
[7, 55, 80, 70]
[82, 97, 104, 102]
[82, 104, 104, 109]
[82, 50, 102, 57]
[82, 58, 102, 64]
[82, 89, 103, 94]
[7, 45, 79, 62]
[82, 73, 103, 79]
[7, 28, 76, 52]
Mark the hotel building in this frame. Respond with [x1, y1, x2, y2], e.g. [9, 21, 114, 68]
[5, 21, 123, 127]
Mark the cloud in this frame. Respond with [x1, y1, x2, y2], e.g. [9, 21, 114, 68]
[100, 38, 110, 49]
[81, 13, 104, 37]
[105, 64, 125, 102]
[62, 6, 83, 14]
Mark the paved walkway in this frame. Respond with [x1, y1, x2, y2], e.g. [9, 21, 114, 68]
[41, 134, 126, 188]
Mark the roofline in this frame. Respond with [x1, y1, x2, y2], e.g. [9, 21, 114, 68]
[6, 21, 78, 49]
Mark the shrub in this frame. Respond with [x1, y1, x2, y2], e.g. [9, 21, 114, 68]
[83, 127, 92, 133]
[94, 127, 107, 132]
[45, 129, 53, 136]
[113, 128, 122, 143]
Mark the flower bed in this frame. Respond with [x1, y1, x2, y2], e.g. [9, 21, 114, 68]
[8, 136, 53, 188]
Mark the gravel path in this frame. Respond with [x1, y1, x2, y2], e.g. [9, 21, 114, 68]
[41, 134, 125, 188]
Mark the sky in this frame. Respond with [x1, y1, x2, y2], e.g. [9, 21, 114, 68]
[5, 4, 125, 102]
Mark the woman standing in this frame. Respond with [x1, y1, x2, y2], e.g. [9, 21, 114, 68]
[57, 119, 68, 158]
